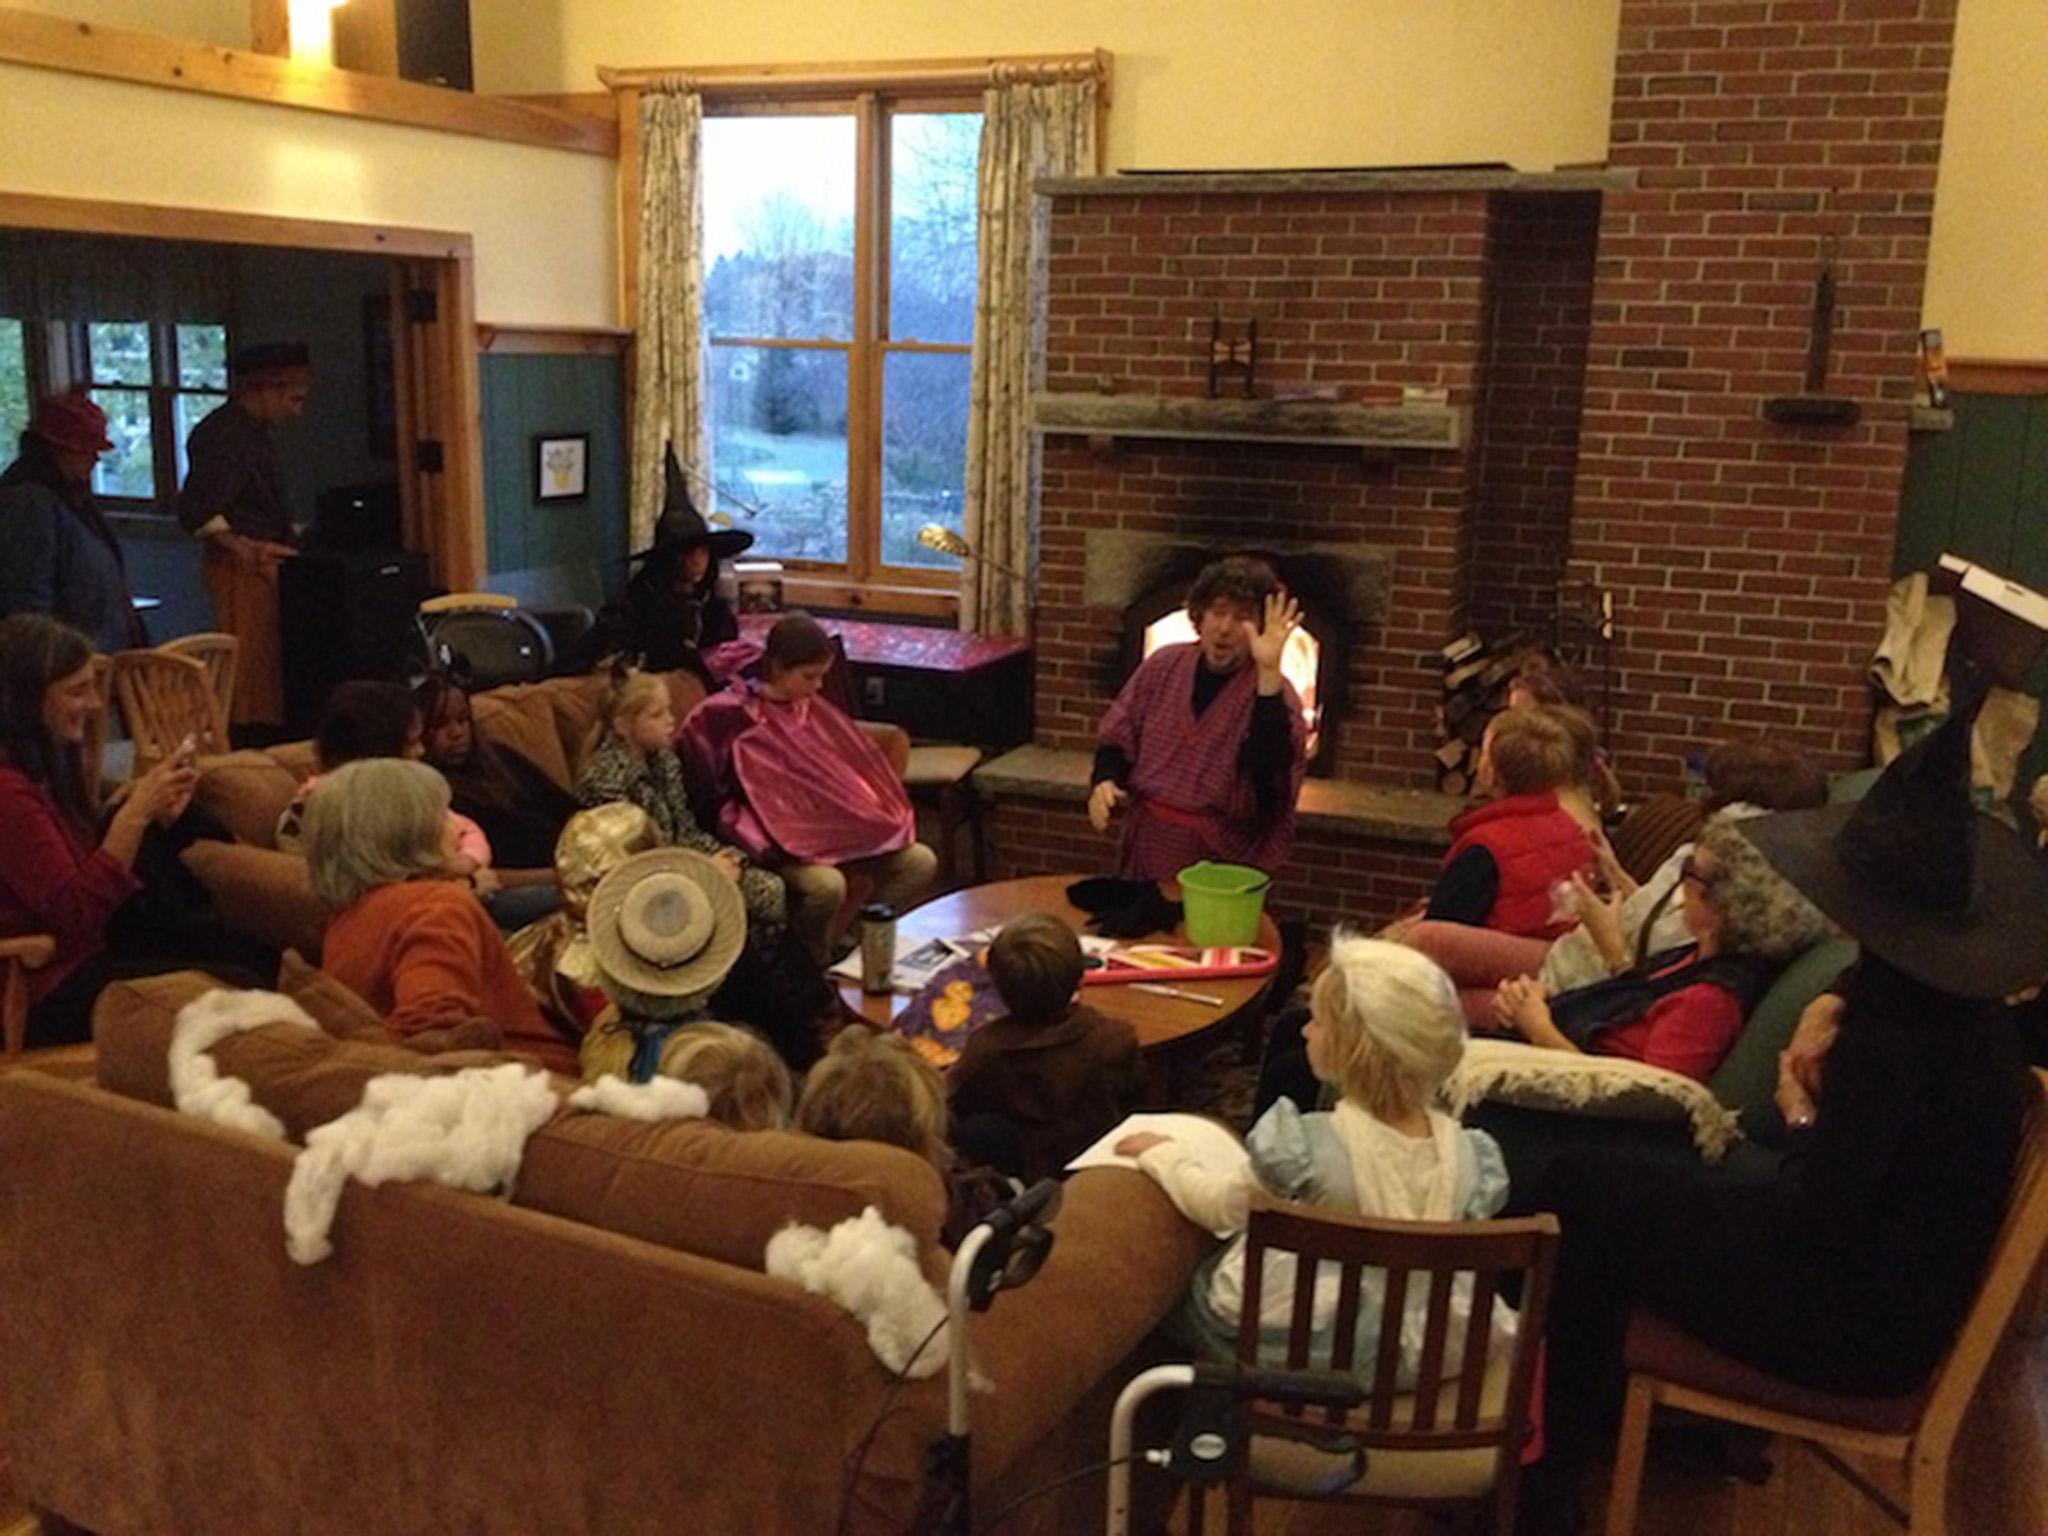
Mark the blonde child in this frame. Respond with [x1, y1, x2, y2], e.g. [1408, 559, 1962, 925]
[795, 1026, 950, 1169]
[1118, 935, 1510, 1376]
[655, 1021, 793, 1131]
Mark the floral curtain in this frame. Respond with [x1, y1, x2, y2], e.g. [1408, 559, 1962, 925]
[630, 85, 708, 554]
[960, 74, 1097, 636]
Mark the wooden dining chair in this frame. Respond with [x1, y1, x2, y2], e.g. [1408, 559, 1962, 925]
[1201, 1200, 1561, 1536]
[1604, 1069, 2048, 1536]
[160, 632, 239, 738]
[110, 649, 227, 775]
[0, 936, 94, 1080]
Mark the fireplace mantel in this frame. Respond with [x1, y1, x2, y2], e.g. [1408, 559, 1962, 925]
[1030, 391, 1467, 450]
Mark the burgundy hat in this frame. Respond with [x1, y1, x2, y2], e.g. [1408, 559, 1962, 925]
[29, 393, 113, 455]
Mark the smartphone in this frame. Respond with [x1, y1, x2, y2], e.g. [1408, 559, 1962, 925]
[173, 734, 199, 768]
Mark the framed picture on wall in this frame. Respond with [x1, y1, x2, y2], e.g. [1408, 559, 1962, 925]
[534, 432, 589, 502]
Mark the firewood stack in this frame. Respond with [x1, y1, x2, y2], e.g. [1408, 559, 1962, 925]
[1435, 632, 1540, 796]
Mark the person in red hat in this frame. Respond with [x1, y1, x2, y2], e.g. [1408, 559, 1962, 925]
[0, 391, 145, 652]
[175, 341, 310, 730]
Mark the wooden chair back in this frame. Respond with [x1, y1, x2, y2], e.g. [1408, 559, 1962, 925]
[419, 591, 517, 615]
[1228, 1200, 1561, 1535]
[110, 649, 227, 775]
[160, 633, 239, 739]
[1915, 1069, 2048, 1474]
[80, 653, 112, 796]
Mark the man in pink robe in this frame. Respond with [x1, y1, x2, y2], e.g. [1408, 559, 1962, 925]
[1091, 557, 1307, 880]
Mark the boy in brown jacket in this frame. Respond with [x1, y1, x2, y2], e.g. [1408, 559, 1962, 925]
[948, 913, 1143, 1182]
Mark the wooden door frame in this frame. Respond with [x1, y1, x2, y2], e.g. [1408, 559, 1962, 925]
[0, 189, 487, 589]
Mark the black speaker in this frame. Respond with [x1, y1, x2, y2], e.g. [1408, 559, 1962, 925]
[397, 0, 473, 91]
[279, 549, 430, 731]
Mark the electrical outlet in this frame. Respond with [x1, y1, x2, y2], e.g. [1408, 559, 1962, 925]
[863, 676, 886, 708]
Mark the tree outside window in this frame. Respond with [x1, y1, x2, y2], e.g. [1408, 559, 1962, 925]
[702, 102, 979, 592]
[79, 319, 228, 505]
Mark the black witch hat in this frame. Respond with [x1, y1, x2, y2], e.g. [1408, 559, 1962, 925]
[630, 445, 753, 563]
[1740, 678, 2048, 1000]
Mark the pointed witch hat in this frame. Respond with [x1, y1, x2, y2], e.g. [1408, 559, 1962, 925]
[630, 444, 754, 563]
[1739, 680, 2048, 1000]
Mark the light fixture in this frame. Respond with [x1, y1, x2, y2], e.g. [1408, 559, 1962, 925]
[917, 524, 1026, 587]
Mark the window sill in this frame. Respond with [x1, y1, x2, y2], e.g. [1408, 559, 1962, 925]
[779, 572, 960, 622]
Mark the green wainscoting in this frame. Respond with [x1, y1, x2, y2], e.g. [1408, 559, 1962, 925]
[1897, 391, 2048, 805]
[479, 350, 628, 609]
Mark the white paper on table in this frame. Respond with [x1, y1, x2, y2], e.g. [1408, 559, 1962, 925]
[826, 927, 1001, 992]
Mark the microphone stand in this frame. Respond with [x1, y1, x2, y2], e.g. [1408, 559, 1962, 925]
[920, 1178, 1063, 1536]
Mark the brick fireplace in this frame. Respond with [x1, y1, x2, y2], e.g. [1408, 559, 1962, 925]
[977, 1, 1959, 929]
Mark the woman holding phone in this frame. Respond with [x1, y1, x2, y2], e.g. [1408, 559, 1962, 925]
[0, 614, 272, 1047]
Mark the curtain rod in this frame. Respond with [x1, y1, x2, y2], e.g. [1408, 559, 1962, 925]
[597, 50, 1109, 99]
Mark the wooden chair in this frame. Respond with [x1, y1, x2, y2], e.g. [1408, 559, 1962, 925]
[418, 591, 518, 615]
[0, 937, 93, 1080]
[110, 649, 227, 775]
[160, 632, 239, 737]
[1206, 1200, 1561, 1536]
[902, 743, 986, 889]
[1603, 1069, 2048, 1536]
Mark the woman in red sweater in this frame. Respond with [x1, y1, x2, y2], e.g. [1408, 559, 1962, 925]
[301, 757, 578, 1074]
[1491, 817, 1828, 1081]
[0, 614, 265, 1046]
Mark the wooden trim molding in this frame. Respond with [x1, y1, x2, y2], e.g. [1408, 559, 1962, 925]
[598, 49, 1111, 104]
[0, 189, 472, 260]
[476, 324, 631, 356]
[1947, 359, 2048, 396]
[0, 6, 618, 157]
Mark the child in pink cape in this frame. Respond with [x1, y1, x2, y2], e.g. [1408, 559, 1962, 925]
[680, 613, 936, 963]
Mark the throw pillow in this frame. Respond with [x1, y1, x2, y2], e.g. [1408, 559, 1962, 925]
[278, 950, 393, 1045]
[1445, 1038, 1741, 1161]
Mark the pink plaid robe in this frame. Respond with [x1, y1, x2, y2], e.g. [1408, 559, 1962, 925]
[1097, 643, 1306, 880]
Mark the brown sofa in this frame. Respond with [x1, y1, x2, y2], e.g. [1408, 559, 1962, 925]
[178, 670, 912, 961]
[0, 970, 1208, 1535]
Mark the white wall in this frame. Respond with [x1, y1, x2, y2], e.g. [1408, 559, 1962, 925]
[0, 62, 616, 327]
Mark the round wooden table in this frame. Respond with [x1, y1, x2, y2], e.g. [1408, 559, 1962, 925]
[839, 873, 1283, 1103]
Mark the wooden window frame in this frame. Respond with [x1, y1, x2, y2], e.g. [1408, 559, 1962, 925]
[703, 90, 978, 601]
[65, 319, 231, 513]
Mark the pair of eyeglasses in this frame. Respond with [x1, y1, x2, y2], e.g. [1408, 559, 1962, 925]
[1679, 855, 1719, 890]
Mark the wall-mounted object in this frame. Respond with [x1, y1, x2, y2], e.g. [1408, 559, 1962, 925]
[533, 432, 589, 502]
[1763, 232, 1860, 428]
[1206, 314, 1257, 399]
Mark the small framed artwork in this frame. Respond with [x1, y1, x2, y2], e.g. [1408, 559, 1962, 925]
[534, 432, 590, 502]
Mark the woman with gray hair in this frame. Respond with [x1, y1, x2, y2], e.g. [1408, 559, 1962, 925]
[1492, 817, 1829, 1082]
[304, 758, 578, 1073]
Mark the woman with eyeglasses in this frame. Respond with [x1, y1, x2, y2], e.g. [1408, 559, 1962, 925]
[1490, 816, 1828, 1082]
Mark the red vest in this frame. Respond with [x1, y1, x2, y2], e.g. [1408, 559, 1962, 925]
[1443, 791, 1595, 939]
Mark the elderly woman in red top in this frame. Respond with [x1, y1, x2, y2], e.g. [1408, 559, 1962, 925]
[1088, 556, 1307, 880]
[1490, 817, 1828, 1081]
[0, 614, 265, 1047]
[302, 757, 578, 1073]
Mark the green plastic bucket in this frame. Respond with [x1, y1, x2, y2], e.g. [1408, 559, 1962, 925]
[1177, 861, 1272, 946]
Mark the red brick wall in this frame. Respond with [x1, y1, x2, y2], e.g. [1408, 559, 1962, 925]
[1570, 0, 1957, 781]
[1470, 193, 1602, 640]
[1037, 191, 1493, 787]
[989, 798, 1443, 930]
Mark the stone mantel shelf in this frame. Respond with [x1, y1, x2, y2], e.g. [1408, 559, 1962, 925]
[974, 745, 1465, 848]
[1036, 168, 1635, 198]
[1031, 391, 1468, 451]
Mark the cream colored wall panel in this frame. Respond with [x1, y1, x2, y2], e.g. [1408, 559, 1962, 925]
[0, 61, 616, 327]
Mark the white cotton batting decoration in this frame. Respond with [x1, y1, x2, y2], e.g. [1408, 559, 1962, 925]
[1444, 1038, 1742, 1161]
[567, 1075, 712, 1122]
[284, 1062, 560, 1265]
[169, 988, 319, 1140]
[765, 1206, 950, 1379]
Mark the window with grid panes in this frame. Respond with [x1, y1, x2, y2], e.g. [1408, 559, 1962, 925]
[78, 320, 229, 506]
[701, 100, 979, 592]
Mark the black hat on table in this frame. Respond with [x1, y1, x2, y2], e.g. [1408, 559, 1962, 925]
[630, 445, 754, 563]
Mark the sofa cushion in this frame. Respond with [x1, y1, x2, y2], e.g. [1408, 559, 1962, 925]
[180, 840, 327, 960]
[192, 751, 301, 849]
[518, 1114, 951, 1278]
[278, 950, 394, 1045]
[92, 971, 950, 1279]
[93, 972, 510, 1138]
[472, 686, 574, 792]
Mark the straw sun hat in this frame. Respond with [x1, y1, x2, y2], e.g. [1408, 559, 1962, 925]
[586, 847, 746, 1009]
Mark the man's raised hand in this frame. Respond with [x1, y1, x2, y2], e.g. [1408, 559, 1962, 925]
[1246, 590, 1302, 680]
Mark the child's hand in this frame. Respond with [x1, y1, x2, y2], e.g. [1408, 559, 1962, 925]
[1115, 1131, 1170, 1158]
[1493, 975, 1551, 1037]
[1568, 871, 1627, 968]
